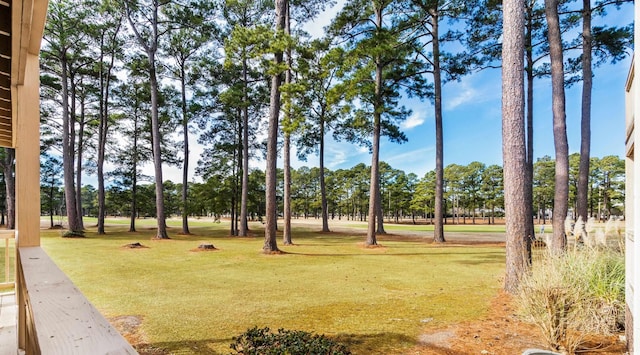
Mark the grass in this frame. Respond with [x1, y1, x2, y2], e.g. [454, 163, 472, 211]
[517, 247, 625, 354]
[378, 223, 508, 233]
[342, 220, 551, 233]
[38, 218, 506, 354]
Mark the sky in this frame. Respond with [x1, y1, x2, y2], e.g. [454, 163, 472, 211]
[157, 1, 634, 184]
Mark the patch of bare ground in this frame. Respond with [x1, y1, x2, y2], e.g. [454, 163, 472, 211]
[411, 291, 627, 355]
[109, 315, 156, 354]
[110, 315, 170, 354]
[122, 242, 148, 249]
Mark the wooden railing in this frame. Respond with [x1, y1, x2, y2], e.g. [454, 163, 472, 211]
[0, 230, 14, 289]
[17, 246, 137, 354]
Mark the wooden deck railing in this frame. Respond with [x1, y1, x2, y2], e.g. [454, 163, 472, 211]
[17, 246, 137, 354]
[0, 230, 14, 290]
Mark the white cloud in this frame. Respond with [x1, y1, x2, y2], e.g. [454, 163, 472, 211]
[443, 70, 502, 112]
[301, 1, 345, 39]
[445, 82, 477, 111]
[401, 111, 426, 129]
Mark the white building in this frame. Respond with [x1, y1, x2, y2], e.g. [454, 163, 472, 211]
[625, 5, 640, 350]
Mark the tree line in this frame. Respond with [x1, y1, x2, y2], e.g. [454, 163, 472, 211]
[35, 0, 631, 291]
[40, 154, 625, 230]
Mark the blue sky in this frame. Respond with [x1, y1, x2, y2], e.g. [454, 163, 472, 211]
[159, 1, 634, 183]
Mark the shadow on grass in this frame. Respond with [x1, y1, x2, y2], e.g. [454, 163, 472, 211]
[454, 252, 505, 265]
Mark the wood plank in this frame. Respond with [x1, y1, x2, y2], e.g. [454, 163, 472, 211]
[0, 36, 7, 58]
[0, 89, 7, 100]
[0, 100, 8, 111]
[0, 6, 9, 35]
[0, 292, 17, 355]
[0, 75, 7, 89]
[0, 131, 12, 140]
[18, 247, 137, 354]
[0, 57, 8, 75]
[0, 138, 12, 148]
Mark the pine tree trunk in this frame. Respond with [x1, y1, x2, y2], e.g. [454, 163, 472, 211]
[181, 66, 191, 235]
[97, 72, 107, 234]
[432, 7, 446, 243]
[577, 0, 592, 221]
[319, 117, 330, 232]
[375, 181, 385, 234]
[61, 56, 81, 235]
[366, 113, 381, 246]
[263, 0, 287, 253]
[546, 0, 569, 252]
[503, 0, 531, 293]
[97, 25, 118, 236]
[75, 94, 85, 231]
[283, 133, 292, 245]
[129, 112, 139, 233]
[282, 3, 292, 245]
[525, 4, 535, 245]
[149, 53, 169, 239]
[239, 60, 250, 236]
[366, 6, 384, 246]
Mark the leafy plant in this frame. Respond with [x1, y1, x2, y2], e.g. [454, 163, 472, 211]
[230, 326, 351, 355]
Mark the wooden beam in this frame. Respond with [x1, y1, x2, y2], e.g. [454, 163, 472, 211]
[0, 87, 8, 100]
[0, 75, 7, 88]
[18, 247, 138, 354]
[0, 99, 8, 111]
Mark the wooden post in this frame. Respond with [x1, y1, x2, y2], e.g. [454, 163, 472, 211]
[14, 52, 41, 247]
[13, 49, 42, 353]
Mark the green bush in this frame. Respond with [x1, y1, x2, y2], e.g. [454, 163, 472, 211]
[517, 248, 625, 354]
[230, 326, 351, 355]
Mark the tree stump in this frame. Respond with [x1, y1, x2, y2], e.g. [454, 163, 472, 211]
[198, 244, 216, 250]
[125, 242, 144, 248]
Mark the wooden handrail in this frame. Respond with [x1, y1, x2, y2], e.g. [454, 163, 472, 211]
[18, 246, 137, 354]
[0, 230, 14, 289]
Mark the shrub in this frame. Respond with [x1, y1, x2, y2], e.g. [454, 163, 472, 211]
[517, 248, 625, 354]
[230, 326, 351, 355]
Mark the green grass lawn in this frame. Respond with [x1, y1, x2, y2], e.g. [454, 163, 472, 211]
[39, 218, 506, 354]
